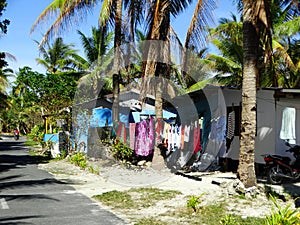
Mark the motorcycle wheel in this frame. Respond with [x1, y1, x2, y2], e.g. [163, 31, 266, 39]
[267, 166, 283, 185]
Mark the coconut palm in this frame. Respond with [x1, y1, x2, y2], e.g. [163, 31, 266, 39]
[237, 0, 300, 187]
[31, 0, 146, 122]
[35, 37, 89, 74]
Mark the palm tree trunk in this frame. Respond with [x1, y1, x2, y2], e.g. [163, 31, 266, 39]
[142, 1, 170, 169]
[112, 0, 123, 123]
[238, 0, 258, 188]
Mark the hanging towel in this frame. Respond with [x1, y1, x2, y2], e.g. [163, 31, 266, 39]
[129, 123, 136, 149]
[280, 107, 296, 144]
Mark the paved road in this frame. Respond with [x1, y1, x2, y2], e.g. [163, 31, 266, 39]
[0, 136, 125, 225]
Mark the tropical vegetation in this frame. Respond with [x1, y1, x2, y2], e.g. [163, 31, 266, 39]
[0, 0, 299, 188]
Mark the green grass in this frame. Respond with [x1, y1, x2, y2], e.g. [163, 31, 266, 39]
[93, 190, 134, 209]
[93, 188, 266, 225]
[93, 188, 181, 210]
[161, 203, 265, 225]
[134, 217, 168, 225]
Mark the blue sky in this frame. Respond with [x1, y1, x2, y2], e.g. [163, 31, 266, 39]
[1, 0, 238, 74]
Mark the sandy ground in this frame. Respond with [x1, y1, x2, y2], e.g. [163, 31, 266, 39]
[37, 158, 300, 224]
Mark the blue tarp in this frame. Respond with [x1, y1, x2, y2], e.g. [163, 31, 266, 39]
[131, 110, 177, 123]
[43, 133, 58, 143]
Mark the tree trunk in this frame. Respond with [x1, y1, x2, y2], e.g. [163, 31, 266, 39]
[142, 1, 170, 169]
[112, 0, 123, 123]
[238, 0, 259, 188]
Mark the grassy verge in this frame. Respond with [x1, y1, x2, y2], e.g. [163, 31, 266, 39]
[92, 188, 268, 225]
[93, 188, 181, 210]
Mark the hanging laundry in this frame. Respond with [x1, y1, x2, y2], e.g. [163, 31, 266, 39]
[193, 121, 201, 154]
[155, 118, 164, 145]
[226, 110, 235, 152]
[129, 123, 136, 149]
[226, 110, 235, 139]
[280, 107, 296, 144]
[184, 123, 190, 142]
[135, 117, 155, 156]
[116, 122, 127, 143]
[147, 116, 155, 153]
[180, 125, 185, 150]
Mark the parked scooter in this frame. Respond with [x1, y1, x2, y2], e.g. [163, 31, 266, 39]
[262, 142, 300, 184]
[13, 129, 19, 140]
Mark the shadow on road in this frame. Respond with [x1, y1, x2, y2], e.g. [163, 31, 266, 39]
[0, 215, 43, 225]
[0, 139, 50, 173]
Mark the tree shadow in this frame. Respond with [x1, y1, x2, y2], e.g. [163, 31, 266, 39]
[281, 183, 300, 207]
[0, 215, 43, 225]
[0, 193, 59, 202]
[0, 178, 73, 190]
[0, 140, 50, 173]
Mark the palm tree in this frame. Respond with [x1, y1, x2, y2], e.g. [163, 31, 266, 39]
[237, 0, 300, 187]
[207, 15, 243, 87]
[35, 37, 88, 74]
[31, 0, 146, 122]
[77, 26, 113, 69]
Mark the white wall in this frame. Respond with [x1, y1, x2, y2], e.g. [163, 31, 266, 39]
[220, 89, 277, 163]
[255, 90, 276, 163]
[222, 88, 242, 160]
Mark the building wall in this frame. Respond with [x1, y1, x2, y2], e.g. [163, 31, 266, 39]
[255, 90, 276, 164]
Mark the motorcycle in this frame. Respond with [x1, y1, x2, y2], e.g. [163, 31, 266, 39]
[13, 129, 19, 140]
[262, 142, 300, 184]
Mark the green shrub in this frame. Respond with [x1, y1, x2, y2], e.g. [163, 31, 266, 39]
[111, 139, 134, 162]
[265, 195, 300, 225]
[69, 152, 87, 169]
[28, 124, 44, 144]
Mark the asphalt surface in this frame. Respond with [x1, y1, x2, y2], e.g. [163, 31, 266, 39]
[0, 135, 125, 225]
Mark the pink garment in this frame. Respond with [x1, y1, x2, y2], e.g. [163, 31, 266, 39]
[135, 117, 155, 156]
[129, 123, 136, 149]
[193, 122, 201, 153]
[155, 118, 163, 144]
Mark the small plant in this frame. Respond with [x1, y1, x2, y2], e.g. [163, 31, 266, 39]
[58, 149, 68, 159]
[69, 152, 87, 169]
[186, 193, 205, 213]
[88, 165, 99, 174]
[265, 195, 300, 225]
[220, 214, 237, 225]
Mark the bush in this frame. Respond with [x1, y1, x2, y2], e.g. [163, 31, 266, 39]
[111, 139, 134, 162]
[28, 124, 44, 144]
[69, 152, 87, 169]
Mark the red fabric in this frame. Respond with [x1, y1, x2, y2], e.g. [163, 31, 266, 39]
[193, 125, 201, 153]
